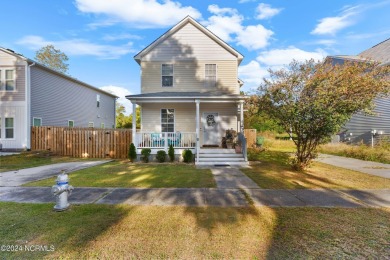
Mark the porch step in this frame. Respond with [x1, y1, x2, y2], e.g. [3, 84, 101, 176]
[196, 161, 249, 167]
[198, 157, 246, 162]
[199, 149, 236, 154]
[199, 153, 243, 158]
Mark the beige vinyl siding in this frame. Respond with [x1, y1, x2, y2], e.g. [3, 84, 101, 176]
[141, 60, 238, 94]
[143, 22, 236, 61]
[141, 103, 237, 145]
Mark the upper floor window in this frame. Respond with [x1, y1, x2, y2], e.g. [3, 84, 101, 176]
[68, 120, 74, 128]
[0, 69, 15, 91]
[205, 64, 217, 88]
[162, 64, 173, 87]
[97, 94, 100, 107]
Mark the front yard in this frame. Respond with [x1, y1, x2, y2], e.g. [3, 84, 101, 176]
[0, 202, 388, 259]
[24, 161, 216, 188]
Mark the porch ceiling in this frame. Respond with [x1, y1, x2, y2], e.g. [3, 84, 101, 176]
[126, 92, 246, 104]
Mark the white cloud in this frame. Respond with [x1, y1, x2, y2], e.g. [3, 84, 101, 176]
[75, 0, 201, 28]
[17, 35, 134, 59]
[103, 33, 142, 41]
[311, 6, 360, 35]
[257, 47, 327, 67]
[100, 85, 132, 114]
[238, 60, 268, 87]
[256, 3, 282, 20]
[204, 4, 273, 50]
[238, 0, 257, 3]
[235, 25, 273, 50]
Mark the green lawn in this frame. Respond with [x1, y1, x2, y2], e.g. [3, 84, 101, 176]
[244, 146, 390, 189]
[0, 202, 388, 259]
[24, 161, 216, 188]
[0, 151, 93, 172]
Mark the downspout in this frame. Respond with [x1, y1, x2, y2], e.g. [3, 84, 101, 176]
[26, 62, 36, 150]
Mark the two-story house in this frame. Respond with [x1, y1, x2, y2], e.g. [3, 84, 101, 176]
[327, 38, 390, 144]
[126, 16, 247, 165]
[0, 47, 117, 151]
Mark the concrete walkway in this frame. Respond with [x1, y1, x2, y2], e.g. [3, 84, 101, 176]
[317, 154, 390, 179]
[210, 166, 261, 189]
[0, 186, 389, 207]
[0, 161, 110, 186]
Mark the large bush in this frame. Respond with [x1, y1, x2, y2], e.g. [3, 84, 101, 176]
[182, 149, 193, 163]
[128, 143, 137, 162]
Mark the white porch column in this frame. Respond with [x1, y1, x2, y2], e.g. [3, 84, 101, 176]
[239, 100, 244, 133]
[132, 103, 137, 145]
[195, 99, 200, 162]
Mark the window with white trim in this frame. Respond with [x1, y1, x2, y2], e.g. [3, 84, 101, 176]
[97, 94, 100, 108]
[161, 109, 174, 132]
[205, 64, 217, 88]
[68, 120, 74, 127]
[0, 117, 2, 139]
[88, 122, 94, 128]
[162, 64, 173, 87]
[33, 117, 42, 126]
[5, 118, 14, 139]
[0, 69, 15, 91]
[101, 123, 105, 129]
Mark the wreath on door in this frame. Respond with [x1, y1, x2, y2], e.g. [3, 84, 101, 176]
[207, 114, 216, 126]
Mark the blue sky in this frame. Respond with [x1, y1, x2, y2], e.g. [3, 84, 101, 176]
[2, 0, 389, 114]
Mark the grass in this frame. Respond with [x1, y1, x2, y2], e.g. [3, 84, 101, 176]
[244, 141, 390, 189]
[24, 161, 216, 188]
[319, 142, 390, 164]
[0, 202, 388, 259]
[0, 151, 93, 173]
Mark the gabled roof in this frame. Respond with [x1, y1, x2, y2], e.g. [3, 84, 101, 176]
[0, 47, 118, 98]
[359, 38, 390, 64]
[134, 16, 244, 65]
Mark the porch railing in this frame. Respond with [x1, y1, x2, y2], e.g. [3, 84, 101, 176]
[135, 132, 196, 149]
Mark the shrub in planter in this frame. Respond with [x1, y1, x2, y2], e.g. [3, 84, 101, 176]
[141, 148, 151, 163]
[168, 144, 175, 162]
[128, 143, 137, 162]
[182, 149, 193, 163]
[156, 150, 167, 163]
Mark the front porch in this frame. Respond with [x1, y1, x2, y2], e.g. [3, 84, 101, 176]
[126, 92, 248, 165]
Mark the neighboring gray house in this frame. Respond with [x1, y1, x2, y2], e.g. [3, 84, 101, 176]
[0, 47, 117, 150]
[328, 38, 390, 144]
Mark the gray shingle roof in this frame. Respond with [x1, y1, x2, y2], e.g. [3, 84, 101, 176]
[359, 38, 390, 64]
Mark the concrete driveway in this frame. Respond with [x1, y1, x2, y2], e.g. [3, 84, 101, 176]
[0, 161, 110, 186]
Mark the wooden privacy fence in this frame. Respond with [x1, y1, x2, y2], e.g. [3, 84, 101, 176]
[244, 129, 257, 148]
[31, 127, 132, 159]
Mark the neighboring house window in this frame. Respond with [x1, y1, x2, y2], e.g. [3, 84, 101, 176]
[0, 117, 2, 139]
[161, 109, 174, 132]
[162, 64, 173, 87]
[68, 120, 74, 128]
[97, 94, 100, 108]
[33, 117, 42, 126]
[0, 69, 15, 91]
[205, 64, 217, 87]
[88, 122, 94, 128]
[101, 123, 105, 129]
[5, 118, 14, 139]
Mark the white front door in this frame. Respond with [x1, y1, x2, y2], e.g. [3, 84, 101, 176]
[202, 112, 220, 146]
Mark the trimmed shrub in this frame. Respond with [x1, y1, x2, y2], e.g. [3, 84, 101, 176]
[168, 144, 175, 162]
[156, 150, 167, 163]
[141, 148, 152, 163]
[128, 143, 137, 162]
[182, 149, 193, 163]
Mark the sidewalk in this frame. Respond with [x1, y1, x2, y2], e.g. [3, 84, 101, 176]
[317, 154, 390, 179]
[0, 186, 389, 207]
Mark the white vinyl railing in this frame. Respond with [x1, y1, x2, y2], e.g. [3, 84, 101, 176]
[135, 132, 196, 149]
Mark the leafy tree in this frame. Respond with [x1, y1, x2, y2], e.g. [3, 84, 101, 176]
[258, 59, 389, 170]
[35, 45, 69, 74]
[116, 103, 141, 129]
